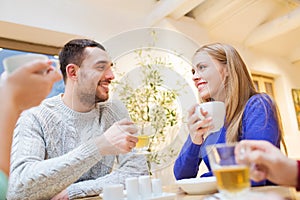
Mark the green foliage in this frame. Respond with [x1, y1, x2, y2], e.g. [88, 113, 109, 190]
[113, 48, 186, 169]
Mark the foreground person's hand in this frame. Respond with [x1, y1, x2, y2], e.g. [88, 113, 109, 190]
[236, 140, 298, 187]
[4, 60, 62, 112]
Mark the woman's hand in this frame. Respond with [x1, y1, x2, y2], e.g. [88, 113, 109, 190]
[187, 104, 213, 145]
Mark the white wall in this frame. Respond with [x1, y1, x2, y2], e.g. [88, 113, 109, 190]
[0, 0, 156, 46]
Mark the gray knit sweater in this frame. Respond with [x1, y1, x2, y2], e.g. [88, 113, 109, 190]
[7, 94, 148, 200]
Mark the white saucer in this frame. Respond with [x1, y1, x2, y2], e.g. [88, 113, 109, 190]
[143, 192, 176, 200]
[204, 191, 276, 200]
[175, 176, 218, 195]
[99, 191, 176, 200]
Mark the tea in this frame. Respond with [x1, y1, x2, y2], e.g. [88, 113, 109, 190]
[136, 135, 150, 148]
[214, 165, 250, 193]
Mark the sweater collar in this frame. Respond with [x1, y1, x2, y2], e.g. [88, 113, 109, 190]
[45, 94, 99, 121]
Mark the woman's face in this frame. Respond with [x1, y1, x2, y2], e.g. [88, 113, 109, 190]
[192, 51, 228, 101]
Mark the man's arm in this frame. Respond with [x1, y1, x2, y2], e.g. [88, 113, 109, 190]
[61, 100, 148, 199]
[9, 99, 139, 200]
[8, 111, 102, 200]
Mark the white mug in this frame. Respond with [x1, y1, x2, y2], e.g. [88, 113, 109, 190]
[102, 184, 124, 200]
[151, 178, 162, 195]
[195, 101, 226, 133]
[125, 177, 139, 200]
[3, 54, 59, 74]
[138, 175, 152, 198]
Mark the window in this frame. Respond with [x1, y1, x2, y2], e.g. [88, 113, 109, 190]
[252, 74, 275, 99]
[0, 38, 64, 97]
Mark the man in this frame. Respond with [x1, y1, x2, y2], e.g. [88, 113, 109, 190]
[7, 39, 148, 199]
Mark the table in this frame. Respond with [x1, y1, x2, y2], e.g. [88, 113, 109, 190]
[164, 185, 298, 200]
[76, 185, 299, 200]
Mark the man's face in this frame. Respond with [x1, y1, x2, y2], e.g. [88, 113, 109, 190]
[76, 47, 114, 104]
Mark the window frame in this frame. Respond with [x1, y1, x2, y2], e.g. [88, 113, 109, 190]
[0, 37, 61, 55]
[252, 73, 276, 99]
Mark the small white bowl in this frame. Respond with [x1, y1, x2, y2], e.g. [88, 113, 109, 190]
[175, 176, 218, 195]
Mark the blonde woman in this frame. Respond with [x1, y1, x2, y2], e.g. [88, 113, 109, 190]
[174, 43, 285, 186]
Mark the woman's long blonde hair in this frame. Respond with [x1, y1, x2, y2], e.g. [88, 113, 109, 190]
[194, 43, 286, 152]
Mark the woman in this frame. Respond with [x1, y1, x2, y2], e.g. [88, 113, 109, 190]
[173, 43, 286, 186]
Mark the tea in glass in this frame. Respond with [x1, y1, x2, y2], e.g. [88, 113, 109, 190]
[214, 165, 250, 194]
[136, 135, 150, 149]
[206, 143, 250, 199]
[133, 122, 154, 154]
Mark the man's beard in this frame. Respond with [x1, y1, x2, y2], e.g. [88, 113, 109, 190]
[94, 90, 109, 103]
[96, 80, 110, 102]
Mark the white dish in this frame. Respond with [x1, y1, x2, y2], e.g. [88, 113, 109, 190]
[99, 191, 176, 200]
[175, 176, 218, 195]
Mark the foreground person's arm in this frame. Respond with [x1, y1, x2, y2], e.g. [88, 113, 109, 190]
[0, 60, 61, 176]
[0, 61, 61, 200]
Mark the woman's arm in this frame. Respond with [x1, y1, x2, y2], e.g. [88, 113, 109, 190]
[173, 135, 202, 180]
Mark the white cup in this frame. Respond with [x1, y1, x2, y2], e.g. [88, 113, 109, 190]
[102, 184, 124, 200]
[125, 177, 139, 200]
[3, 54, 59, 74]
[195, 101, 226, 133]
[151, 179, 162, 195]
[138, 175, 152, 198]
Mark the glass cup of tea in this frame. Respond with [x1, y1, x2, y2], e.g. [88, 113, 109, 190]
[133, 122, 155, 154]
[206, 143, 250, 199]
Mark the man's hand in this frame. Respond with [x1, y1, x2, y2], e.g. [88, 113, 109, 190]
[51, 189, 69, 200]
[96, 118, 138, 155]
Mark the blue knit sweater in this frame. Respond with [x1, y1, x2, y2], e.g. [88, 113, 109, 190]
[173, 93, 281, 186]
